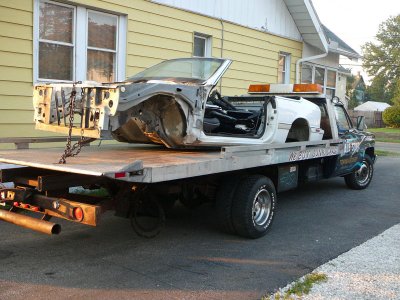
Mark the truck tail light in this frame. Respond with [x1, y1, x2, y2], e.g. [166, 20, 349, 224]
[114, 172, 127, 179]
[73, 207, 84, 222]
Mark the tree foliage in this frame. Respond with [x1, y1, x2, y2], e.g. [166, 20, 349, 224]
[365, 74, 392, 103]
[391, 79, 400, 106]
[362, 15, 400, 104]
[345, 75, 358, 109]
[383, 106, 400, 128]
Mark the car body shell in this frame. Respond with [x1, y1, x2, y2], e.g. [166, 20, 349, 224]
[33, 58, 324, 148]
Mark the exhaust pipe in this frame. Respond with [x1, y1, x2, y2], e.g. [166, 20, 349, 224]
[0, 209, 61, 235]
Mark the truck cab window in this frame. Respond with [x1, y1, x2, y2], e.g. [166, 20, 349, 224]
[334, 105, 351, 133]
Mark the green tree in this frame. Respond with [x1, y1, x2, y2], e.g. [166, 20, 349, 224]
[345, 75, 359, 109]
[362, 15, 400, 104]
[347, 94, 359, 109]
[346, 75, 358, 109]
[383, 106, 400, 127]
[346, 74, 355, 96]
[391, 79, 400, 106]
[365, 74, 391, 103]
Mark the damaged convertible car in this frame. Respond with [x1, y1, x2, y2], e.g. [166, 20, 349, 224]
[33, 58, 324, 148]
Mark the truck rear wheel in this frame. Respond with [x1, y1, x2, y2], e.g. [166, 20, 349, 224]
[344, 154, 373, 190]
[215, 176, 241, 234]
[231, 175, 276, 239]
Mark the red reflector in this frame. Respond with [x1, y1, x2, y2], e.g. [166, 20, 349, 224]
[114, 172, 127, 179]
[13, 202, 19, 207]
[73, 207, 84, 222]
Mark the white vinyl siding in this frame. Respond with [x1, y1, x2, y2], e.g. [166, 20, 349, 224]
[152, 0, 302, 40]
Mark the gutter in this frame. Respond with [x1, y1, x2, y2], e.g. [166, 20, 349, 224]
[295, 52, 328, 83]
[328, 48, 362, 60]
[219, 18, 225, 92]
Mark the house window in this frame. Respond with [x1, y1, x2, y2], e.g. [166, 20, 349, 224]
[314, 67, 325, 86]
[301, 64, 313, 84]
[35, 0, 126, 82]
[193, 33, 211, 57]
[87, 11, 118, 82]
[278, 53, 291, 84]
[38, 1, 74, 81]
[326, 69, 337, 99]
[301, 64, 337, 99]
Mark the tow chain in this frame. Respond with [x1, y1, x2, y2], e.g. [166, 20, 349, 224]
[58, 83, 93, 164]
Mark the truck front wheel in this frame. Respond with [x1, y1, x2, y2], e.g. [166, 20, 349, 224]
[344, 154, 374, 190]
[231, 175, 277, 239]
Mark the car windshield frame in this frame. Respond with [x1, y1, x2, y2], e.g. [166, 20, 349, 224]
[126, 58, 228, 84]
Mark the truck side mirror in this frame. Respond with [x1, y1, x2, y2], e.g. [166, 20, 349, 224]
[356, 116, 366, 131]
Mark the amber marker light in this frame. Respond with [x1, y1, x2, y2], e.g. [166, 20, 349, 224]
[293, 84, 323, 93]
[248, 84, 271, 93]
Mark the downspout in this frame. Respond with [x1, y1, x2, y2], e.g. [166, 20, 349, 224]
[219, 18, 224, 92]
[295, 52, 328, 83]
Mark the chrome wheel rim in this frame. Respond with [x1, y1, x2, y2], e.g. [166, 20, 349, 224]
[356, 160, 370, 185]
[252, 188, 271, 226]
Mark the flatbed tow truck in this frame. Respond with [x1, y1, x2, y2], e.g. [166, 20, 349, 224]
[0, 84, 376, 239]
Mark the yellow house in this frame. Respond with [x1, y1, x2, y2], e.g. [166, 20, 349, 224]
[0, 0, 329, 145]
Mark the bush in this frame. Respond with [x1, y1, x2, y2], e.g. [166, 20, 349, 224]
[383, 105, 400, 127]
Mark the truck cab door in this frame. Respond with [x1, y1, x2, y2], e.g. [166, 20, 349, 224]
[333, 105, 365, 175]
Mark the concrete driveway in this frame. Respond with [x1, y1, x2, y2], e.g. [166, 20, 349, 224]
[1, 157, 399, 300]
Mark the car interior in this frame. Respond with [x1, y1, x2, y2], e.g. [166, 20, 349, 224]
[306, 98, 333, 140]
[203, 90, 268, 138]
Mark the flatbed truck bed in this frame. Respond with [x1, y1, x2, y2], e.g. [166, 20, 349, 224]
[0, 140, 341, 183]
[0, 137, 375, 239]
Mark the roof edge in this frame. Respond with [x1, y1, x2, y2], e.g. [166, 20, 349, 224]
[329, 47, 362, 59]
[304, 0, 329, 52]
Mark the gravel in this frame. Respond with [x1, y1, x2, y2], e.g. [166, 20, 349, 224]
[270, 223, 400, 300]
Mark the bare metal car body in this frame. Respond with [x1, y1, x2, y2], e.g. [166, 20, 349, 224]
[33, 58, 323, 148]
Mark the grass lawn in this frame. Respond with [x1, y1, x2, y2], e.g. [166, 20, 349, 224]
[375, 150, 400, 157]
[368, 128, 400, 143]
[375, 138, 400, 143]
[368, 128, 400, 134]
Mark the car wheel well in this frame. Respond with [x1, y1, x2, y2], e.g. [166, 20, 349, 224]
[285, 118, 310, 142]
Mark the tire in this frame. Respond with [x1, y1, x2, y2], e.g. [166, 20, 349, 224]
[231, 175, 277, 239]
[344, 154, 374, 190]
[215, 176, 241, 234]
[130, 195, 165, 238]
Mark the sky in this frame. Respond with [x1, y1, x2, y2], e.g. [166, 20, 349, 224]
[311, 0, 400, 82]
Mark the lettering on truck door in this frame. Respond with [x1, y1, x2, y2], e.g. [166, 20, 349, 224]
[333, 105, 364, 175]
